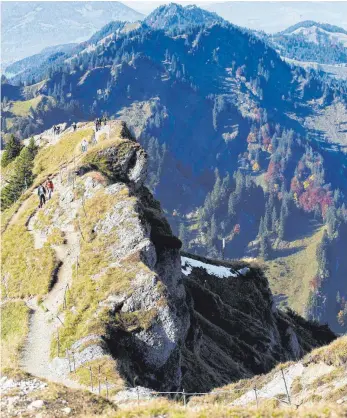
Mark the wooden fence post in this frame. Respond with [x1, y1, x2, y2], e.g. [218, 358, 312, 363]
[66, 349, 71, 372]
[72, 351, 76, 373]
[89, 366, 93, 392]
[57, 329, 60, 356]
[254, 386, 259, 408]
[98, 365, 101, 395]
[281, 369, 291, 405]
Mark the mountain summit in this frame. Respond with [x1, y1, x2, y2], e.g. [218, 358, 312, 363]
[144, 3, 225, 31]
[267, 20, 347, 64]
[280, 20, 347, 37]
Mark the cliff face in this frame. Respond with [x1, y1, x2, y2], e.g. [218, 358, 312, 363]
[180, 253, 336, 391]
[1, 121, 335, 396]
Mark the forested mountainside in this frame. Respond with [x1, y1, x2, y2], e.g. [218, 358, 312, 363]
[261, 21, 347, 65]
[4, 43, 78, 80]
[0, 122, 335, 399]
[1, 4, 347, 334]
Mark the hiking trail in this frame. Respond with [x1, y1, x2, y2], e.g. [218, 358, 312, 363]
[21, 176, 82, 390]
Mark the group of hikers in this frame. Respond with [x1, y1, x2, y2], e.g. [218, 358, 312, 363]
[38, 117, 110, 206]
[37, 178, 54, 208]
[95, 116, 107, 132]
[52, 125, 61, 135]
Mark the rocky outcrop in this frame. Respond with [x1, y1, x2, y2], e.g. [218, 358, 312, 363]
[180, 252, 336, 391]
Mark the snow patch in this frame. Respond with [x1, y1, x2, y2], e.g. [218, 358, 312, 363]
[181, 256, 238, 278]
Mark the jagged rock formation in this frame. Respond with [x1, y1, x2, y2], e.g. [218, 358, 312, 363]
[1, 121, 335, 397]
[180, 252, 336, 391]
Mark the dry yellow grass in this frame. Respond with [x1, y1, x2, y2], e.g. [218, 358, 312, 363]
[33, 127, 94, 180]
[1, 301, 29, 369]
[10, 95, 43, 117]
[1, 194, 56, 299]
[111, 399, 347, 418]
[303, 336, 347, 366]
[264, 226, 325, 315]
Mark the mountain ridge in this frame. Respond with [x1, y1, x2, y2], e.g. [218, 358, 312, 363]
[0, 120, 336, 398]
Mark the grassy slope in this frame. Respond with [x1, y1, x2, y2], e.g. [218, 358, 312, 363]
[1, 301, 29, 369]
[190, 336, 347, 409]
[10, 95, 44, 117]
[114, 400, 347, 417]
[264, 226, 324, 315]
[1, 194, 56, 299]
[33, 127, 94, 179]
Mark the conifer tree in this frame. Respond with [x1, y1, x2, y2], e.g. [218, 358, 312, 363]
[260, 234, 271, 261]
[1, 134, 22, 167]
[179, 223, 188, 249]
[271, 206, 277, 232]
[316, 230, 330, 279]
[1, 141, 37, 209]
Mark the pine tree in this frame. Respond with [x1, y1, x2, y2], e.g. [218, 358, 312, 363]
[1, 134, 22, 167]
[260, 234, 271, 261]
[264, 200, 272, 232]
[316, 230, 330, 279]
[271, 206, 277, 232]
[326, 205, 337, 237]
[228, 192, 237, 217]
[27, 137, 38, 160]
[258, 216, 265, 237]
[210, 214, 217, 241]
[1, 142, 37, 209]
[179, 223, 188, 249]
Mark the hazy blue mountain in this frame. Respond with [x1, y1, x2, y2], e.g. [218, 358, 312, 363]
[144, 3, 225, 31]
[202, 2, 347, 33]
[264, 20, 347, 65]
[281, 20, 347, 36]
[1, 1, 144, 66]
[2, 5, 347, 333]
[4, 44, 78, 79]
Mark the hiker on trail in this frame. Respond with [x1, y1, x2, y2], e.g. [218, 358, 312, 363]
[81, 139, 88, 153]
[103, 115, 107, 126]
[72, 122, 77, 131]
[53, 125, 56, 135]
[56, 126, 60, 135]
[46, 178, 54, 200]
[95, 118, 100, 132]
[37, 184, 47, 208]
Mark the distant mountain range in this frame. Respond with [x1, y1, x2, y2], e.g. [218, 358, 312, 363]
[263, 21, 347, 65]
[1, 1, 144, 67]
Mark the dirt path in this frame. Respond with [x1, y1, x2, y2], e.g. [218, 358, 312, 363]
[21, 177, 82, 389]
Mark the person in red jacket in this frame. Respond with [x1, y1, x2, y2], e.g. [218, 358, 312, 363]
[46, 178, 54, 200]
